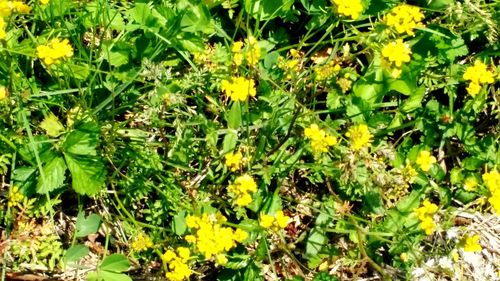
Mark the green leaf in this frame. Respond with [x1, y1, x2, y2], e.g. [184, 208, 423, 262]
[99, 271, 133, 281]
[40, 113, 65, 137]
[226, 102, 242, 129]
[305, 227, 327, 258]
[222, 130, 238, 153]
[172, 210, 187, 235]
[63, 123, 100, 156]
[243, 262, 263, 281]
[400, 87, 426, 114]
[36, 156, 66, 194]
[65, 244, 89, 263]
[64, 153, 105, 196]
[224, 254, 251, 269]
[75, 212, 101, 238]
[100, 254, 130, 273]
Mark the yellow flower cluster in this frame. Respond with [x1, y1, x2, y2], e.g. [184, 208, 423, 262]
[463, 234, 482, 252]
[8, 186, 24, 208]
[40, 0, 49, 5]
[185, 213, 248, 264]
[278, 49, 303, 80]
[382, 39, 411, 69]
[414, 199, 438, 235]
[304, 124, 338, 155]
[0, 86, 6, 100]
[131, 233, 153, 252]
[230, 36, 261, 66]
[483, 169, 500, 214]
[37, 38, 74, 65]
[221, 76, 257, 102]
[0, 0, 31, 40]
[314, 61, 341, 81]
[162, 247, 191, 281]
[385, 4, 425, 35]
[416, 150, 436, 172]
[225, 151, 242, 172]
[463, 60, 495, 97]
[259, 210, 290, 232]
[227, 174, 257, 206]
[345, 124, 373, 151]
[332, 0, 363, 20]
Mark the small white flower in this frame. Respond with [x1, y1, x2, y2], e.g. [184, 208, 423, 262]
[424, 258, 435, 267]
[446, 227, 459, 240]
[411, 267, 425, 278]
[438, 256, 453, 270]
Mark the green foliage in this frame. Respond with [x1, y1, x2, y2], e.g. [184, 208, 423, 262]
[1, 0, 500, 280]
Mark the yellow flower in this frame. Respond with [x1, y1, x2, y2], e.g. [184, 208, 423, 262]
[414, 199, 438, 235]
[225, 151, 242, 172]
[332, 0, 363, 20]
[40, 0, 49, 4]
[227, 174, 257, 207]
[221, 77, 257, 102]
[130, 233, 153, 252]
[483, 169, 500, 192]
[304, 124, 338, 154]
[415, 150, 436, 172]
[382, 39, 411, 68]
[385, 4, 425, 35]
[463, 60, 495, 97]
[162, 247, 191, 281]
[0, 86, 7, 100]
[463, 177, 478, 191]
[245, 36, 261, 66]
[0, 17, 6, 40]
[185, 235, 196, 243]
[419, 216, 436, 235]
[259, 214, 275, 228]
[463, 234, 482, 252]
[402, 163, 418, 184]
[275, 210, 290, 229]
[8, 186, 24, 208]
[414, 199, 438, 220]
[314, 62, 341, 81]
[216, 254, 228, 265]
[259, 210, 290, 231]
[345, 124, 373, 151]
[37, 38, 74, 65]
[185, 213, 248, 261]
[400, 253, 409, 262]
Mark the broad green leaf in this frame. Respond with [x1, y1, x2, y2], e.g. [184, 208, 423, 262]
[75, 212, 101, 237]
[222, 130, 238, 153]
[313, 272, 339, 281]
[172, 210, 187, 235]
[64, 153, 105, 196]
[305, 227, 327, 258]
[99, 271, 133, 281]
[63, 122, 100, 156]
[243, 262, 263, 281]
[36, 156, 66, 194]
[100, 254, 130, 273]
[226, 102, 242, 129]
[65, 244, 89, 262]
[400, 87, 426, 113]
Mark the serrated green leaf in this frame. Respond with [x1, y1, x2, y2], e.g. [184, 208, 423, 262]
[63, 123, 100, 156]
[65, 244, 89, 262]
[36, 156, 66, 194]
[75, 212, 101, 237]
[100, 254, 130, 273]
[64, 153, 105, 196]
[306, 227, 327, 258]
